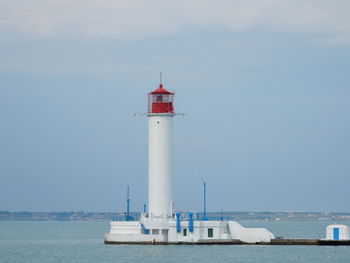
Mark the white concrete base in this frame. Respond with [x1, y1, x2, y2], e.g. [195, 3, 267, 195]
[105, 218, 274, 244]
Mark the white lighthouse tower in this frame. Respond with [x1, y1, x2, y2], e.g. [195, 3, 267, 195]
[105, 78, 275, 244]
[147, 82, 175, 218]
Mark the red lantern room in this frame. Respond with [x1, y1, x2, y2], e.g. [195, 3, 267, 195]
[148, 83, 174, 114]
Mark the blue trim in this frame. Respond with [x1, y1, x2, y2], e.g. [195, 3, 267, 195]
[188, 212, 194, 232]
[141, 223, 150, 234]
[333, 228, 339, 240]
[176, 212, 181, 233]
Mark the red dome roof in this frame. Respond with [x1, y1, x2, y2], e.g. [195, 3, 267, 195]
[150, 84, 174, 94]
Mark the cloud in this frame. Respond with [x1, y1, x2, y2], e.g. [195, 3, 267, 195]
[1, 0, 350, 39]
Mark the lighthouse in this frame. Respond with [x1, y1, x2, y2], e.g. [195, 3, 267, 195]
[105, 77, 275, 244]
[147, 82, 175, 218]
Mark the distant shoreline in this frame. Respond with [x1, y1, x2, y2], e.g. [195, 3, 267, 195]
[1, 211, 350, 222]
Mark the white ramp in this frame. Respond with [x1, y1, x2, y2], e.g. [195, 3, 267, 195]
[228, 221, 274, 243]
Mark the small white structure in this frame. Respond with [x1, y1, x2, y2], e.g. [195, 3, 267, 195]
[326, 225, 350, 240]
[105, 80, 275, 244]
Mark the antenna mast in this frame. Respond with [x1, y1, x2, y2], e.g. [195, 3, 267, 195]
[126, 186, 131, 221]
[203, 182, 208, 221]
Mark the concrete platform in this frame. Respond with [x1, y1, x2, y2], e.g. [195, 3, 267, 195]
[104, 238, 350, 246]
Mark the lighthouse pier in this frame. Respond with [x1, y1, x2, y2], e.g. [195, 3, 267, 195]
[105, 215, 274, 244]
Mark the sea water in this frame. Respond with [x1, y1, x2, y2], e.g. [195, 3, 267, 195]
[1, 220, 349, 263]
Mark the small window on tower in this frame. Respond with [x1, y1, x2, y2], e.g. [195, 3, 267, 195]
[208, 228, 213, 238]
[183, 228, 187, 236]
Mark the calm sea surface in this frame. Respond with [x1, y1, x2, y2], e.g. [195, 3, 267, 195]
[1, 220, 349, 263]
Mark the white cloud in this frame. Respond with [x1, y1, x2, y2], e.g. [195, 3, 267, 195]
[0, 0, 350, 39]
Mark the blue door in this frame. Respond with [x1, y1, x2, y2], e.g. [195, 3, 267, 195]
[333, 228, 339, 240]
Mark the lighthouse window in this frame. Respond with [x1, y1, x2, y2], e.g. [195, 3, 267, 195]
[183, 228, 187, 236]
[156, 95, 163, 102]
[208, 228, 213, 238]
[152, 229, 159, 235]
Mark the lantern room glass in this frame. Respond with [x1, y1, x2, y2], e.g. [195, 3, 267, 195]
[148, 93, 174, 113]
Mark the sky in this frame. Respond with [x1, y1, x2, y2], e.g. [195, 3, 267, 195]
[0, 0, 350, 213]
